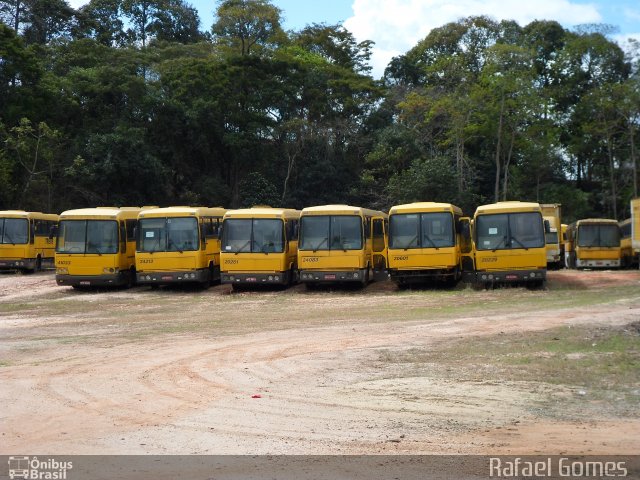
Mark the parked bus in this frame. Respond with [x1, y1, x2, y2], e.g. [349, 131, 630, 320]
[472, 201, 547, 286]
[619, 218, 637, 268]
[135, 206, 226, 286]
[565, 219, 621, 269]
[633, 198, 640, 267]
[0, 211, 58, 272]
[540, 203, 562, 269]
[387, 202, 471, 285]
[55, 207, 145, 288]
[298, 205, 387, 286]
[219, 207, 300, 287]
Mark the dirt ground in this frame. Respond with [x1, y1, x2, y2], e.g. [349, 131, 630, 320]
[0, 269, 639, 455]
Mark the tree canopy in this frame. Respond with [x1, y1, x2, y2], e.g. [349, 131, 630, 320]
[0, 1, 638, 222]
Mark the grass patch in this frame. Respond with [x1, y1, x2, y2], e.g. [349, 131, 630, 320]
[377, 322, 640, 418]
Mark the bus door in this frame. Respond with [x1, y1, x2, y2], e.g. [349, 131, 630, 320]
[371, 216, 387, 272]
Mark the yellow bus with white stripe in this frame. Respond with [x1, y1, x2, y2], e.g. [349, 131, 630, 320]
[298, 205, 387, 286]
[55, 207, 143, 287]
[0, 211, 58, 272]
[387, 202, 471, 285]
[472, 201, 547, 286]
[220, 207, 300, 287]
[135, 206, 226, 286]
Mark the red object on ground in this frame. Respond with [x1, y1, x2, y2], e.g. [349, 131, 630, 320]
[251, 394, 261, 398]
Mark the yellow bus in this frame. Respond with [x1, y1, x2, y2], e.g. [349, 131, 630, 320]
[565, 219, 621, 269]
[387, 202, 471, 286]
[540, 203, 562, 269]
[219, 207, 300, 287]
[298, 205, 387, 286]
[55, 207, 145, 288]
[619, 218, 637, 268]
[135, 206, 226, 286]
[633, 198, 640, 267]
[472, 201, 547, 286]
[0, 211, 58, 272]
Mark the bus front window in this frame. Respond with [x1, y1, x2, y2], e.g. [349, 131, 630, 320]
[0, 218, 28, 244]
[56, 220, 118, 254]
[330, 216, 362, 250]
[221, 219, 253, 253]
[167, 218, 198, 252]
[138, 217, 199, 252]
[221, 219, 284, 253]
[476, 212, 544, 250]
[86, 221, 118, 254]
[300, 216, 330, 251]
[578, 225, 620, 248]
[252, 219, 284, 253]
[389, 214, 419, 249]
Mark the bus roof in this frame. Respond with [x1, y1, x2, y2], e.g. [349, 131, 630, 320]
[389, 202, 462, 216]
[475, 201, 542, 215]
[138, 206, 226, 219]
[301, 204, 387, 218]
[574, 218, 620, 226]
[0, 210, 58, 220]
[224, 207, 300, 219]
[60, 207, 146, 220]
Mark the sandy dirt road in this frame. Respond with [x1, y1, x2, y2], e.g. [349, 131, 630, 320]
[0, 270, 639, 454]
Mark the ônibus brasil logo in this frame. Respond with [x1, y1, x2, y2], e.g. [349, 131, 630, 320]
[8, 456, 73, 480]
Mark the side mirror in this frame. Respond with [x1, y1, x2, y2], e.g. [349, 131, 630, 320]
[49, 225, 58, 239]
[217, 224, 224, 240]
[544, 219, 551, 234]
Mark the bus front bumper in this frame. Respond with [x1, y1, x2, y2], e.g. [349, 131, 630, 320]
[56, 272, 128, 287]
[576, 259, 620, 268]
[0, 258, 35, 270]
[299, 269, 367, 283]
[389, 268, 458, 283]
[221, 271, 290, 285]
[137, 269, 209, 285]
[474, 269, 546, 284]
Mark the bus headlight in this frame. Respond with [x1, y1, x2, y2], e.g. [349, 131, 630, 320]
[274, 275, 280, 281]
[268, 275, 274, 281]
[57, 267, 68, 275]
[103, 267, 118, 274]
[353, 272, 359, 278]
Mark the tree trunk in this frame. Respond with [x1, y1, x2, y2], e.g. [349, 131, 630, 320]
[494, 95, 504, 203]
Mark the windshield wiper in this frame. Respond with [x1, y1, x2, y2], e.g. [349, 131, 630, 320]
[492, 236, 507, 251]
[403, 234, 418, 250]
[510, 236, 528, 250]
[312, 237, 328, 253]
[235, 239, 251, 255]
[423, 233, 438, 250]
[168, 238, 183, 254]
[3, 231, 16, 245]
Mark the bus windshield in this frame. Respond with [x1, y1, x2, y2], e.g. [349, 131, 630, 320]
[389, 212, 454, 249]
[138, 217, 199, 252]
[299, 215, 362, 251]
[56, 220, 119, 254]
[221, 219, 284, 253]
[577, 224, 620, 248]
[476, 212, 545, 250]
[0, 218, 28, 244]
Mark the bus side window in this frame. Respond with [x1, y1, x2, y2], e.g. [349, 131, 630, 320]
[120, 223, 127, 253]
[125, 220, 136, 242]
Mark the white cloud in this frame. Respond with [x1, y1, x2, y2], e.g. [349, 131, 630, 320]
[67, 0, 88, 8]
[344, 0, 603, 78]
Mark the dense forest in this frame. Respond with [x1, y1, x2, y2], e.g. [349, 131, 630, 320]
[1, 0, 639, 222]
